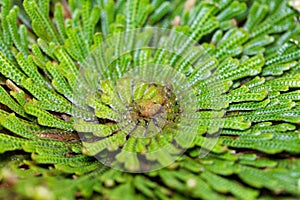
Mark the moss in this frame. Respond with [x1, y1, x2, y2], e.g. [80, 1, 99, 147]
[0, 0, 300, 199]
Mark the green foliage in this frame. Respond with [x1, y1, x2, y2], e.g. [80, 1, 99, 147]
[0, 0, 300, 199]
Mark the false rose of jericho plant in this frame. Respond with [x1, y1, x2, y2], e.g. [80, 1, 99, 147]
[0, 0, 300, 199]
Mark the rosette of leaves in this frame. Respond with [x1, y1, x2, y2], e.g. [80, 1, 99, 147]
[72, 27, 227, 172]
[0, 0, 300, 199]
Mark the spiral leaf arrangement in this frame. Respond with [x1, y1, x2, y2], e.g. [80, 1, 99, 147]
[0, 0, 300, 199]
[72, 28, 227, 172]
